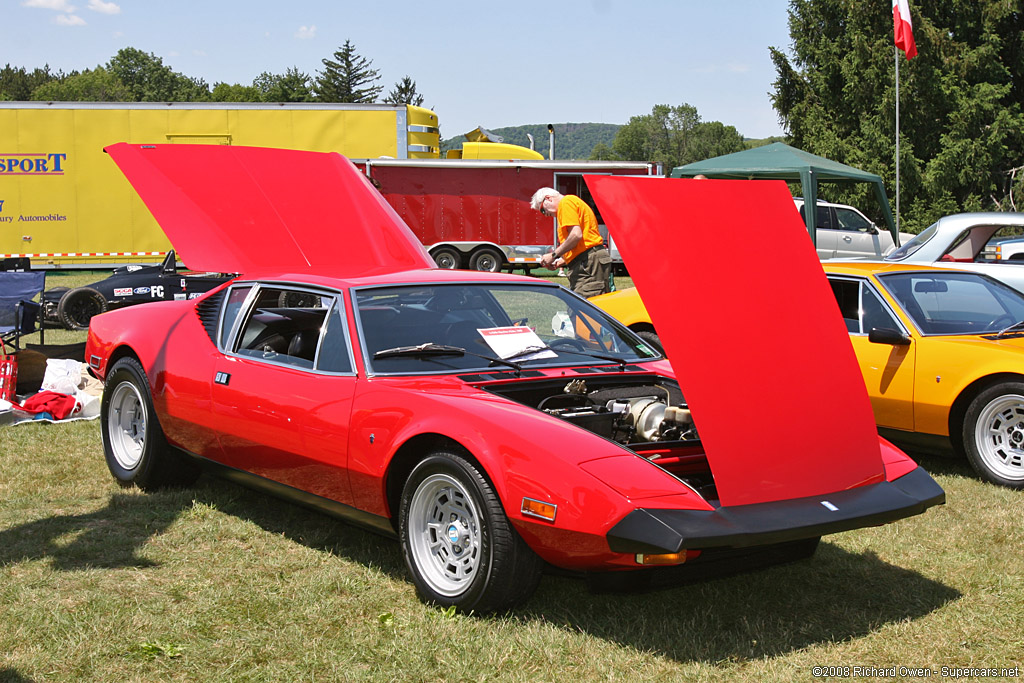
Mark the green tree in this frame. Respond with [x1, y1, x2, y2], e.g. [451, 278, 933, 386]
[253, 67, 314, 102]
[31, 67, 131, 101]
[771, 0, 1024, 230]
[210, 82, 261, 102]
[605, 103, 745, 169]
[106, 47, 209, 101]
[315, 40, 382, 103]
[384, 76, 424, 106]
[0, 64, 58, 100]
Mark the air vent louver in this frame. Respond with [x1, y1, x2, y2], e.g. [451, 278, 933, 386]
[195, 289, 227, 344]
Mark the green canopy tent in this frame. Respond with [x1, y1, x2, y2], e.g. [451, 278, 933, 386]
[670, 142, 898, 247]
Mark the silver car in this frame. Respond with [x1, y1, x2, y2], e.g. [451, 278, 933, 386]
[794, 198, 911, 259]
[883, 212, 1024, 293]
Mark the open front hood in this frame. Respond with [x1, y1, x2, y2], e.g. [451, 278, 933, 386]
[105, 143, 435, 275]
[586, 175, 884, 506]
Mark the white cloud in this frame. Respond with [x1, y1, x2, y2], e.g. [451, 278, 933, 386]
[22, 0, 76, 10]
[87, 0, 121, 14]
[294, 25, 316, 40]
[55, 12, 86, 25]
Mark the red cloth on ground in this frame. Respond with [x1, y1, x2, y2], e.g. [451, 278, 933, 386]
[15, 391, 79, 420]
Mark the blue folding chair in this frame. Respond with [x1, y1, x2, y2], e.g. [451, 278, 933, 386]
[0, 271, 47, 351]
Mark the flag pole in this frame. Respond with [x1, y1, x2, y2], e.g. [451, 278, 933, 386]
[895, 46, 900, 232]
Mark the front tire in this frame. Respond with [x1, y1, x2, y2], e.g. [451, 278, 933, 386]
[101, 357, 199, 491]
[962, 382, 1024, 488]
[399, 450, 542, 613]
[58, 286, 108, 330]
[431, 247, 462, 270]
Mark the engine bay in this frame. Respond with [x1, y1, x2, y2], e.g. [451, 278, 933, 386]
[537, 378, 699, 445]
[482, 375, 718, 502]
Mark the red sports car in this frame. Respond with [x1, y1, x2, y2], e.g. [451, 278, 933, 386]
[86, 144, 943, 613]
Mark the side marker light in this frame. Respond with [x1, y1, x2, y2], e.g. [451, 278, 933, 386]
[521, 497, 557, 522]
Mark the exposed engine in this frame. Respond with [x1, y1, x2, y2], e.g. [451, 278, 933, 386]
[487, 376, 698, 446]
[482, 375, 715, 501]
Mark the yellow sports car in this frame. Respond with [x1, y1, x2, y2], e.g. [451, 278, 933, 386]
[593, 263, 1024, 488]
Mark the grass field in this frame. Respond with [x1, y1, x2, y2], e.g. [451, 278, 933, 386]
[1, 270, 1022, 681]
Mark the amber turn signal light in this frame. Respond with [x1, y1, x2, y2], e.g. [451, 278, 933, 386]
[521, 497, 557, 522]
[636, 552, 691, 566]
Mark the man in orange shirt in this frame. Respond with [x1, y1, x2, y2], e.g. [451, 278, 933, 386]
[530, 187, 611, 296]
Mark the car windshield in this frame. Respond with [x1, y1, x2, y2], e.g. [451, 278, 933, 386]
[884, 222, 937, 261]
[356, 283, 661, 374]
[877, 271, 1024, 335]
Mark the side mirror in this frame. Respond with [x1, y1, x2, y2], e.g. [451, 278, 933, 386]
[868, 327, 911, 346]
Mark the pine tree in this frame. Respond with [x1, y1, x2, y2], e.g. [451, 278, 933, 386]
[384, 76, 424, 106]
[315, 40, 382, 103]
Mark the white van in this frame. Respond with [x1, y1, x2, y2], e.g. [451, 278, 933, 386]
[794, 198, 902, 259]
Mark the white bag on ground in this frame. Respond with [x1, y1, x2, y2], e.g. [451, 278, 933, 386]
[41, 358, 84, 395]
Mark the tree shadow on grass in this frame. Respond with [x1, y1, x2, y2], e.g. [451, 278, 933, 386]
[0, 475, 407, 578]
[0, 667, 37, 683]
[0, 491, 184, 571]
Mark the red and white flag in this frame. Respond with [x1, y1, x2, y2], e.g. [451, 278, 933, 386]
[893, 0, 917, 59]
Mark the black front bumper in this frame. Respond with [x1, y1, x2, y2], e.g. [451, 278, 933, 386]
[607, 466, 945, 554]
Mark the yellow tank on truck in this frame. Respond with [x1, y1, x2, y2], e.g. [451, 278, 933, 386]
[0, 102, 439, 268]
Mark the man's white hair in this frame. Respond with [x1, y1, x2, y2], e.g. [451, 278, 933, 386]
[530, 187, 558, 212]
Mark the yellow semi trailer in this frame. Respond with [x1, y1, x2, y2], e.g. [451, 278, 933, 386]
[0, 101, 439, 268]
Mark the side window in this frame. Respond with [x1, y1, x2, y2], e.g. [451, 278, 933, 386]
[829, 278, 860, 332]
[835, 208, 871, 232]
[860, 284, 899, 334]
[828, 278, 898, 334]
[317, 299, 354, 373]
[800, 204, 834, 230]
[233, 286, 329, 369]
[220, 285, 254, 348]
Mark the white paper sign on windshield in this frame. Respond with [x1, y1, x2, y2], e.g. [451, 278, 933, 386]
[479, 326, 557, 360]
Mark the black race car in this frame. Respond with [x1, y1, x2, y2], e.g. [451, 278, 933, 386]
[43, 251, 231, 330]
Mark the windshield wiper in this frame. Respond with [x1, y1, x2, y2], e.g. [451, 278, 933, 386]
[996, 320, 1024, 338]
[373, 342, 523, 375]
[534, 344, 632, 371]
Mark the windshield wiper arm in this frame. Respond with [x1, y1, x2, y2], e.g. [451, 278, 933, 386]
[546, 345, 632, 371]
[374, 342, 465, 358]
[373, 342, 523, 375]
[996, 320, 1024, 337]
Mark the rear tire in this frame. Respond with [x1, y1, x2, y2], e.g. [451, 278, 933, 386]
[101, 357, 199, 491]
[58, 286, 108, 330]
[469, 248, 503, 273]
[962, 382, 1024, 488]
[399, 449, 542, 613]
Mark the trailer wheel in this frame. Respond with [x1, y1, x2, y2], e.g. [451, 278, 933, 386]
[431, 247, 462, 270]
[58, 287, 108, 330]
[469, 247, 503, 273]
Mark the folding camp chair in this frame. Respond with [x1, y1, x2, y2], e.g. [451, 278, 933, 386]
[0, 271, 47, 352]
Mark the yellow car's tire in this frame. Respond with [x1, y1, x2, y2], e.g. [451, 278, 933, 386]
[963, 382, 1024, 489]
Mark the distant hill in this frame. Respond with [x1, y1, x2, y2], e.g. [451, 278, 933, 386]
[441, 122, 620, 160]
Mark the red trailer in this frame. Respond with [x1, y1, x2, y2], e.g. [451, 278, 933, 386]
[357, 159, 661, 272]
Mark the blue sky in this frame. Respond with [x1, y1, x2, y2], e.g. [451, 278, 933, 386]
[6, 0, 795, 139]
